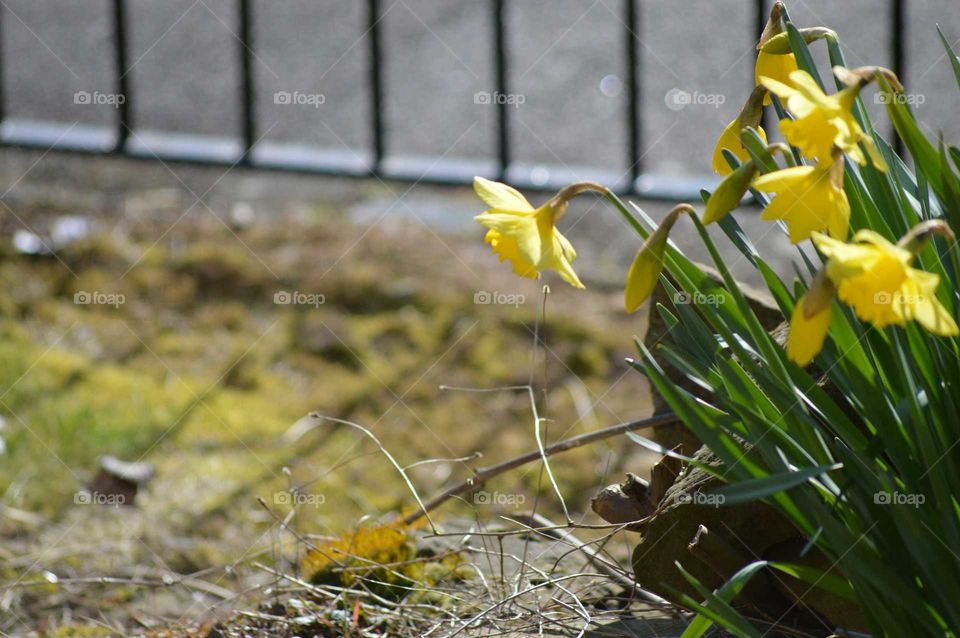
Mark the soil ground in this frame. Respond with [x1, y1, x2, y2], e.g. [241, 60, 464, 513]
[0, 150, 709, 636]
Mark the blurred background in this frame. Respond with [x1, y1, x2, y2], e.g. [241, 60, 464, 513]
[0, 0, 957, 632]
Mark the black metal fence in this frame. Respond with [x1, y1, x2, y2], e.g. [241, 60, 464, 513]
[0, 0, 906, 200]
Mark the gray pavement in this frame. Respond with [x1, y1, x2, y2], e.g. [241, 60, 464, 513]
[2, 0, 959, 183]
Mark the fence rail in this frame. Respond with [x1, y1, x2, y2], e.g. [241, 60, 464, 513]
[0, 0, 906, 200]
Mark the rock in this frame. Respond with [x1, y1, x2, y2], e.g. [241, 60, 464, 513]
[591, 473, 653, 525]
[626, 446, 867, 633]
[88, 455, 155, 507]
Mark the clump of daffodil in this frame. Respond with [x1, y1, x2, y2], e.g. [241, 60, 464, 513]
[712, 86, 767, 176]
[473, 177, 606, 289]
[787, 222, 959, 365]
[760, 69, 888, 171]
[752, 149, 850, 243]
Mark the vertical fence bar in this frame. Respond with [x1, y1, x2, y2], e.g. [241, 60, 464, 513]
[238, 0, 255, 163]
[890, 0, 905, 155]
[367, 0, 385, 174]
[493, 0, 510, 179]
[624, 0, 640, 188]
[112, 0, 130, 151]
[755, 0, 769, 135]
[0, 4, 5, 125]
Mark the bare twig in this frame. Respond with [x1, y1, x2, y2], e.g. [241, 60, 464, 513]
[307, 413, 438, 533]
[402, 412, 679, 525]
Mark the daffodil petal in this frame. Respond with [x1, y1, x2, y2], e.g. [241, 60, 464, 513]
[753, 166, 815, 192]
[473, 177, 535, 212]
[905, 294, 959, 336]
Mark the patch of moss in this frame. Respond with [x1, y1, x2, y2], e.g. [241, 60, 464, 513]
[42, 624, 114, 638]
[173, 244, 275, 299]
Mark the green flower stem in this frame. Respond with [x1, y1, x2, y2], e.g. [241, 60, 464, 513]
[603, 190, 651, 240]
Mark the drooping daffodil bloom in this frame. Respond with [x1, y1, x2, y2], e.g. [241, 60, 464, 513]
[712, 85, 767, 176]
[473, 177, 606, 289]
[787, 273, 835, 366]
[754, 50, 798, 105]
[786, 225, 958, 365]
[752, 156, 850, 244]
[711, 121, 767, 176]
[760, 70, 887, 171]
[815, 229, 957, 333]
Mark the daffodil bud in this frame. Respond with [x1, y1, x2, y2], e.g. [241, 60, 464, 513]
[756, 2, 785, 51]
[703, 159, 757, 225]
[624, 204, 694, 312]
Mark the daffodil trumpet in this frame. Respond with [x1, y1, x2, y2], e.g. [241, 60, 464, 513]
[752, 148, 850, 244]
[473, 177, 607, 289]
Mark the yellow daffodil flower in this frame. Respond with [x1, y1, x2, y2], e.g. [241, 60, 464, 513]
[712, 121, 767, 175]
[712, 86, 767, 176]
[760, 70, 887, 171]
[473, 178, 606, 289]
[812, 230, 958, 335]
[754, 50, 798, 105]
[752, 158, 850, 244]
[787, 291, 833, 366]
[787, 270, 836, 365]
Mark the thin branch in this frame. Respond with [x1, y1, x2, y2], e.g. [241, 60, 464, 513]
[402, 412, 680, 525]
[309, 413, 438, 533]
